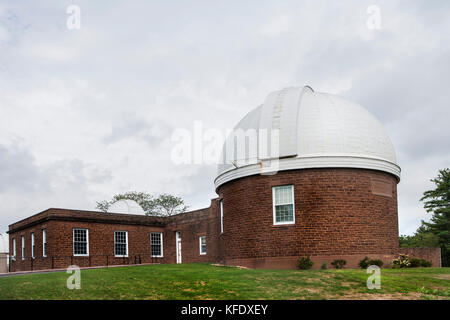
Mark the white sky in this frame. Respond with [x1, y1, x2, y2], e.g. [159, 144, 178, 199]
[0, 1, 449, 248]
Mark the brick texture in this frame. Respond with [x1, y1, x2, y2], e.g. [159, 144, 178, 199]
[217, 168, 400, 269]
[399, 247, 441, 267]
[7, 168, 441, 271]
[8, 202, 222, 272]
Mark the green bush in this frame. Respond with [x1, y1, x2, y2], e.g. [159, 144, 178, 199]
[331, 259, 346, 269]
[409, 258, 421, 267]
[410, 258, 432, 268]
[420, 259, 432, 267]
[297, 256, 314, 270]
[321, 262, 327, 270]
[358, 257, 370, 269]
[392, 254, 432, 268]
[368, 259, 384, 268]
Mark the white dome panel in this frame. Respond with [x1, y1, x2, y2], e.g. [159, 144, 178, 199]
[215, 86, 400, 189]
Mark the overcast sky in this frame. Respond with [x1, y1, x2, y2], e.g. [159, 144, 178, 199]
[0, 0, 449, 250]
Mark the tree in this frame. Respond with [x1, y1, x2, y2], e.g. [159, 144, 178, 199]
[399, 225, 439, 248]
[419, 168, 450, 267]
[96, 192, 188, 217]
[151, 193, 188, 216]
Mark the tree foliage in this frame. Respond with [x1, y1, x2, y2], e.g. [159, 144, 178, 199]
[417, 168, 450, 266]
[399, 225, 439, 248]
[152, 193, 188, 216]
[96, 191, 188, 217]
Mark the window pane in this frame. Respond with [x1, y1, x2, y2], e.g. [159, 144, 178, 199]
[200, 236, 206, 254]
[115, 243, 127, 256]
[274, 185, 293, 205]
[74, 229, 88, 255]
[115, 231, 127, 256]
[151, 233, 162, 257]
[220, 200, 224, 233]
[275, 204, 294, 223]
[43, 230, 47, 257]
[31, 233, 35, 257]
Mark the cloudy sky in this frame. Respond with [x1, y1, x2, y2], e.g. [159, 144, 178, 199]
[0, 0, 449, 249]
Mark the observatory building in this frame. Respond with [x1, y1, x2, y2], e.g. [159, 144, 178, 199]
[215, 86, 401, 268]
[7, 86, 412, 271]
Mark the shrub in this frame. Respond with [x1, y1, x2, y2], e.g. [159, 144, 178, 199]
[392, 255, 432, 268]
[410, 258, 432, 268]
[420, 259, 432, 267]
[409, 258, 421, 268]
[368, 259, 384, 268]
[391, 254, 411, 268]
[358, 257, 370, 269]
[331, 259, 346, 269]
[321, 262, 327, 270]
[297, 256, 314, 270]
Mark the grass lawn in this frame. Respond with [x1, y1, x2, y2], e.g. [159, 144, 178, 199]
[0, 263, 448, 300]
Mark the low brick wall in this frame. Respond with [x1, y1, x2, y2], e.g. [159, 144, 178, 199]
[399, 247, 441, 267]
[0, 253, 7, 273]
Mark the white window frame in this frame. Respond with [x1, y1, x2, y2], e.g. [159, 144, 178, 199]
[272, 185, 296, 225]
[73, 228, 89, 257]
[21, 235, 25, 260]
[220, 200, 224, 234]
[42, 229, 47, 257]
[12, 238, 16, 259]
[150, 232, 163, 258]
[114, 230, 128, 257]
[31, 232, 35, 258]
[199, 236, 206, 255]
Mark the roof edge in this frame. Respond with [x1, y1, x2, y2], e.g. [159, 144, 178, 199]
[215, 155, 401, 190]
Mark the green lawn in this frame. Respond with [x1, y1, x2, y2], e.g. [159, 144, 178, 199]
[0, 263, 448, 300]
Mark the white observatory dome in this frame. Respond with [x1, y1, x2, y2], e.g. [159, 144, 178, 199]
[215, 86, 400, 189]
[108, 199, 146, 215]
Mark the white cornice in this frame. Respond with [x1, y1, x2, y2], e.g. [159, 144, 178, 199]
[214, 155, 401, 190]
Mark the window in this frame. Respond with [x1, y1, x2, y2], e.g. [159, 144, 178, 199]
[199, 236, 206, 255]
[114, 231, 128, 257]
[73, 229, 89, 256]
[31, 233, 35, 258]
[12, 238, 16, 258]
[21, 236, 25, 260]
[272, 185, 295, 225]
[150, 233, 163, 257]
[220, 200, 224, 234]
[42, 229, 47, 257]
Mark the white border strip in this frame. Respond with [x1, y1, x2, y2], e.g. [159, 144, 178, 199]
[214, 155, 401, 189]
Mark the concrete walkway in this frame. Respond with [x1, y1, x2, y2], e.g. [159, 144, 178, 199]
[0, 262, 158, 278]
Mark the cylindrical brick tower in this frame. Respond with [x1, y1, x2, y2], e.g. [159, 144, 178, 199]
[215, 86, 401, 269]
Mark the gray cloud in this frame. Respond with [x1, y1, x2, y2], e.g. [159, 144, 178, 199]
[103, 117, 172, 147]
[0, 0, 448, 237]
[0, 144, 46, 193]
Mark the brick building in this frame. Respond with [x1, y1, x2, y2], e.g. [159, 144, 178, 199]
[6, 86, 440, 271]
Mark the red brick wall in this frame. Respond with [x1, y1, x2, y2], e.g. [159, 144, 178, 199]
[8, 205, 224, 272]
[9, 219, 168, 272]
[399, 247, 441, 267]
[8, 168, 405, 271]
[9, 220, 52, 272]
[217, 168, 399, 269]
[166, 199, 224, 264]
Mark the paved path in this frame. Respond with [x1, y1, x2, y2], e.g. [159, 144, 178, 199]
[0, 262, 157, 278]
